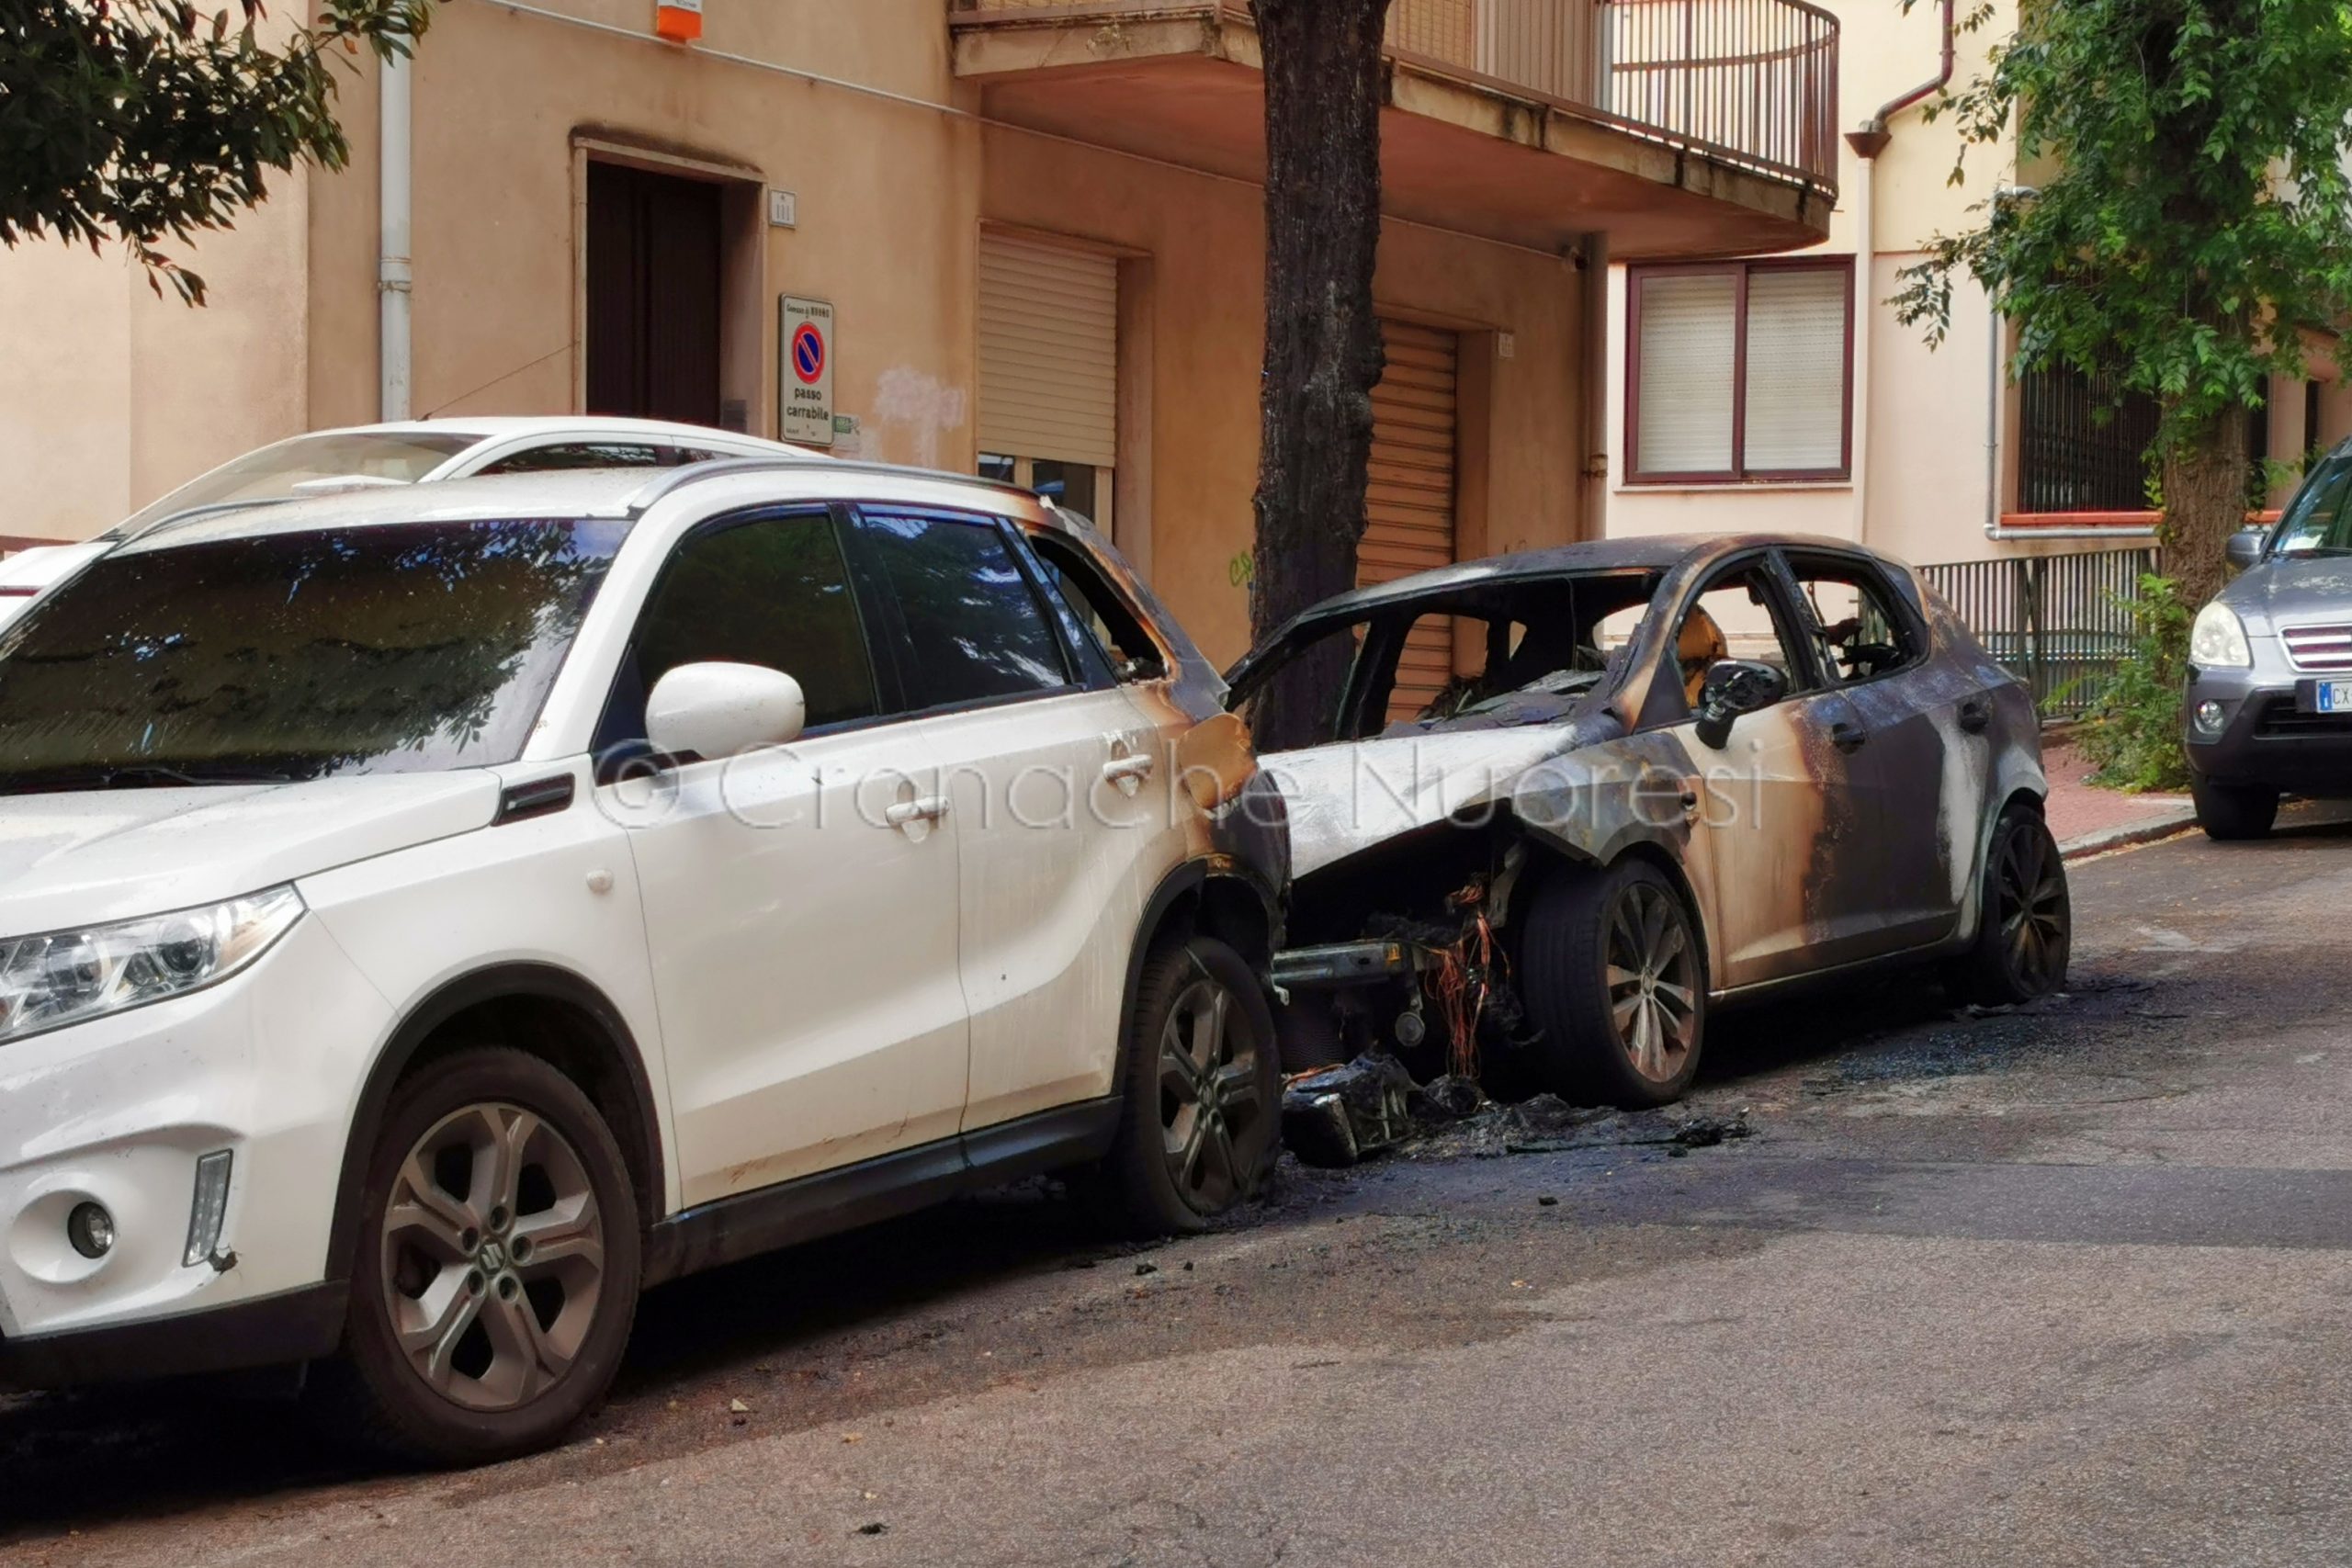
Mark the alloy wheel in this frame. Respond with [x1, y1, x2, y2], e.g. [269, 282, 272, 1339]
[1159, 975, 1265, 1212]
[378, 1102, 608, 1413]
[1603, 881, 1700, 1085]
[1997, 822, 2069, 992]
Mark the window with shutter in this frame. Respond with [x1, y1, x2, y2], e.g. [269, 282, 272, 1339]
[1626, 259, 1852, 484]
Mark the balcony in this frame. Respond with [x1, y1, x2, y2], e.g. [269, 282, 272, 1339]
[950, 0, 1838, 257]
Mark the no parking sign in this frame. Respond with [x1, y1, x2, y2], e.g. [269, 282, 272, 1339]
[780, 296, 834, 446]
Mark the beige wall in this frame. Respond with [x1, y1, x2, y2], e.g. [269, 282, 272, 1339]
[0, 184, 311, 543]
[1605, 0, 2033, 569]
[979, 124, 1587, 665]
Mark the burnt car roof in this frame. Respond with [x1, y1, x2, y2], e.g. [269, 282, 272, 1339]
[1227, 531, 1875, 689]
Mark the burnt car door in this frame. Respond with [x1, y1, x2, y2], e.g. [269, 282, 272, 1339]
[1773, 548, 1960, 952]
[1640, 554, 1909, 988]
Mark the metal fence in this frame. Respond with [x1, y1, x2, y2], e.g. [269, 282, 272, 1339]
[1917, 547, 2160, 719]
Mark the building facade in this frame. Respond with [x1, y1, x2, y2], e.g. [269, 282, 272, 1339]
[1603, 0, 2352, 570]
[0, 0, 1836, 665]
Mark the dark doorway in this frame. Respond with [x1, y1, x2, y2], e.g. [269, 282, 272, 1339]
[586, 163, 722, 426]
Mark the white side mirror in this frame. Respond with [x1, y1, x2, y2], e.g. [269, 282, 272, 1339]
[645, 662, 806, 761]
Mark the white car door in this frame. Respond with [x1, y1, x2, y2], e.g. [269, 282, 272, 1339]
[604, 506, 968, 1209]
[846, 506, 1184, 1132]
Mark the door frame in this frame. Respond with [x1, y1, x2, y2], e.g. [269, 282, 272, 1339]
[571, 134, 769, 432]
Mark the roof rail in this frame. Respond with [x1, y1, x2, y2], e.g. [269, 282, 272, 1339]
[622, 455, 1046, 514]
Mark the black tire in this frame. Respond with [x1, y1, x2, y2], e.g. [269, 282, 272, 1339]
[1094, 934, 1281, 1236]
[1518, 859, 1706, 1109]
[1953, 805, 2072, 1006]
[2192, 776, 2279, 841]
[322, 1047, 641, 1466]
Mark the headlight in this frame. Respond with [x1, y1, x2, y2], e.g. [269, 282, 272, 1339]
[0, 886, 302, 1046]
[2190, 602, 2253, 669]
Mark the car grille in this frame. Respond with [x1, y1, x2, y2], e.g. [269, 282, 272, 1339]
[2281, 623, 2352, 671]
[2255, 697, 2352, 739]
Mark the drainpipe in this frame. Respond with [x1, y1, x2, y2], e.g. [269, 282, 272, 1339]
[1581, 231, 1610, 538]
[1841, 141, 1877, 547]
[1838, 0, 1956, 548]
[379, 49, 413, 423]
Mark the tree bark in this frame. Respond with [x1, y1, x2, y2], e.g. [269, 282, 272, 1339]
[1246, 0, 1395, 753]
[2157, 400, 2250, 613]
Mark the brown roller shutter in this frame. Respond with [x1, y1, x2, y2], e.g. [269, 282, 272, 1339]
[1361, 319, 1461, 721]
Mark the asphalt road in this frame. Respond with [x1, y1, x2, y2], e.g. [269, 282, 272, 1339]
[8, 809, 2352, 1566]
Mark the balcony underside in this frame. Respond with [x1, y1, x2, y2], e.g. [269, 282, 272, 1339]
[953, 9, 1834, 260]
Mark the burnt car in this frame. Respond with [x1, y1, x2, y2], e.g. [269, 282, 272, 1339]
[1227, 533, 2070, 1108]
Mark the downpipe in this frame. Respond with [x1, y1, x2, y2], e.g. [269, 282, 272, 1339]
[379, 49, 413, 423]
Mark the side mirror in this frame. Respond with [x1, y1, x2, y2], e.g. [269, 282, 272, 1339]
[645, 661, 806, 761]
[2225, 528, 2267, 571]
[1692, 660, 1787, 750]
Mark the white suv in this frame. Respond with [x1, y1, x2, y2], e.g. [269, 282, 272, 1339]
[0, 460, 1286, 1462]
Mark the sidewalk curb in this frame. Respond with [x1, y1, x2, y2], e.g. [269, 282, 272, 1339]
[2059, 807, 2199, 862]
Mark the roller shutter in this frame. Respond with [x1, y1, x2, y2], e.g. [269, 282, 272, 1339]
[1362, 319, 1461, 720]
[978, 234, 1117, 469]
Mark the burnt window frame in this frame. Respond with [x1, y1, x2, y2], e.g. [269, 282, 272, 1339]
[1623, 256, 1857, 487]
[1773, 547, 1932, 691]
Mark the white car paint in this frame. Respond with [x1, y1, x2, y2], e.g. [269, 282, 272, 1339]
[0, 460, 1265, 1358]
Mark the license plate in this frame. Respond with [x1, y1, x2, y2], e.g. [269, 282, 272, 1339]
[2312, 680, 2352, 714]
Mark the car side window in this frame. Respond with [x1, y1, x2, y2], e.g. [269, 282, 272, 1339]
[480, 443, 725, 476]
[1027, 531, 1166, 682]
[597, 511, 880, 756]
[855, 510, 1076, 708]
[1669, 565, 1807, 715]
[1784, 554, 1922, 684]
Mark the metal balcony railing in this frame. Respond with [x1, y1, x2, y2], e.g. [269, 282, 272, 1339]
[951, 0, 1840, 198]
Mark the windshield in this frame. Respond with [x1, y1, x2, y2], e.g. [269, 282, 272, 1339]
[0, 518, 628, 793]
[2271, 448, 2352, 557]
[117, 432, 479, 533]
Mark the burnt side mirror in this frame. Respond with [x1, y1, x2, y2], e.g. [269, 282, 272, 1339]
[2225, 528, 2267, 572]
[1693, 660, 1787, 750]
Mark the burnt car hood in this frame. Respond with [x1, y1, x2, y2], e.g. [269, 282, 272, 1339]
[2225, 554, 2352, 629]
[1265, 717, 1613, 878]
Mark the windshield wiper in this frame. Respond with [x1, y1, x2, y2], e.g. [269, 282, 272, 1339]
[0, 763, 296, 795]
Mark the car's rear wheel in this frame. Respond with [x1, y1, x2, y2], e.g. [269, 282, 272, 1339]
[1094, 934, 1281, 1235]
[1519, 860, 1706, 1109]
[327, 1048, 641, 1465]
[1952, 805, 2072, 1006]
[2192, 776, 2279, 840]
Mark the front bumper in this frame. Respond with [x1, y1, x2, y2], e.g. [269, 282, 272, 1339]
[0, 915, 392, 1385]
[0, 1282, 345, 1388]
[2184, 666, 2352, 795]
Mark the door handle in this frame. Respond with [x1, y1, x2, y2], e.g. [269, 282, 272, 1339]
[1959, 697, 1992, 734]
[884, 795, 950, 829]
[1830, 720, 1869, 754]
[1102, 753, 1156, 786]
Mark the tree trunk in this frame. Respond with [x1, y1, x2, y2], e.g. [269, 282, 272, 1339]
[2157, 400, 2250, 612]
[1246, 0, 1395, 753]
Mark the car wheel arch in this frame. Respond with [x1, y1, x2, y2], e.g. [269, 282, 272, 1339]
[1111, 859, 1282, 1096]
[1509, 833, 1715, 996]
[324, 963, 667, 1286]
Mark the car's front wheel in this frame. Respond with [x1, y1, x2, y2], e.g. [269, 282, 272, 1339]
[1095, 933, 1281, 1235]
[1519, 859, 1707, 1108]
[2192, 776, 2279, 841]
[328, 1047, 641, 1465]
